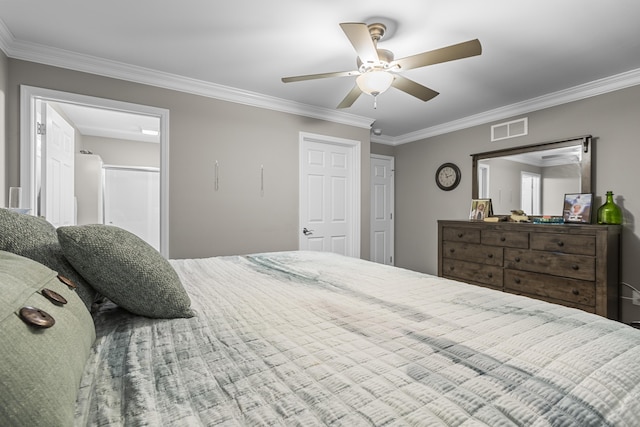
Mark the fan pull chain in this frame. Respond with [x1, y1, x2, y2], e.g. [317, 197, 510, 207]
[373, 93, 378, 109]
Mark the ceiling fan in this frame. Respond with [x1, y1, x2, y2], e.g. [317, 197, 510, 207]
[282, 22, 482, 109]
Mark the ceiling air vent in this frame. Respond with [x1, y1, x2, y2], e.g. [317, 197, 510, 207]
[491, 117, 528, 141]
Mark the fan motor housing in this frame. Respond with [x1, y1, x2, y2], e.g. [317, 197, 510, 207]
[357, 49, 394, 70]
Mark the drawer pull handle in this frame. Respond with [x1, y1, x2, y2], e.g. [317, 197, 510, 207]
[449, 266, 455, 271]
[457, 233, 463, 238]
[487, 254, 493, 259]
[514, 257, 521, 262]
[500, 237, 506, 242]
[487, 273, 493, 278]
[572, 289, 580, 295]
[449, 248, 455, 253]
[571, 264, 579, 271]
[514, 278, 521, 284]
[557, 241, 564, 247]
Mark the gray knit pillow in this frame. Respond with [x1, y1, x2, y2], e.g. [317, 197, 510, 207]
[57, 224, 194, 319]
[0, 208, 96, 310]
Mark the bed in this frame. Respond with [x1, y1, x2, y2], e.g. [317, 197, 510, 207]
[1, 208, 640, 426]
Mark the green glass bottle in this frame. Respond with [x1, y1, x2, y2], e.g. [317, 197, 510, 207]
[597, 191, 623, 225]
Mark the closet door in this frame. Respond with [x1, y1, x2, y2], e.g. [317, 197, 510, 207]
[103, 166, 160, 250]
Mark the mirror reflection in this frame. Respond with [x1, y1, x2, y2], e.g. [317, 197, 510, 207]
[472, 136, 591, 216]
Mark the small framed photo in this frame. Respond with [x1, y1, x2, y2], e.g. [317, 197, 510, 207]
[563, 193, 593, 223]
[469, 199, 492, 221]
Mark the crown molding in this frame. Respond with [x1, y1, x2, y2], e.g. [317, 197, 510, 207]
[370, 134, 395, 145]
[0, 24, 374, 131]
[0, 18, 12, 54]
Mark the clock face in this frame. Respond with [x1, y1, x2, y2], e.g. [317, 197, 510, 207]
[436, 163, 461, 191]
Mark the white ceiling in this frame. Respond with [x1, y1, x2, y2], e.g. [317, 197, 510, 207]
[2, 0, 640, 144]
[53, 102, 160, 144]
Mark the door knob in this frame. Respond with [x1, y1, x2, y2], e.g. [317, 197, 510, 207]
[302, 227, 314, 235]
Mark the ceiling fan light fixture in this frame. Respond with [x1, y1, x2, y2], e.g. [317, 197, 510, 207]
[356, 70, 394, 96]
[282, 22, 481, 110]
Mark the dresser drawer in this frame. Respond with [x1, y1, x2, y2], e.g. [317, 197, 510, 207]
[438, 220, 620, 319]
[442, 241, 503, 266]
[504, 248, 595, 281]
[442, 259, 503, 288]
[481, 230, 529, 248]
[530, 233, 596, 256]
[442, 227, 481, 244]
[504, 269, 595, 306]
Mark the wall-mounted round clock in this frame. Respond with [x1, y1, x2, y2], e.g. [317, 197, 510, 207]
[435, 162, 461, 191]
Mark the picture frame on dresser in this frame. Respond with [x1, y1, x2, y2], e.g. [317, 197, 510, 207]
[563, 193, 593, 223]
[469, 199, 492, 220]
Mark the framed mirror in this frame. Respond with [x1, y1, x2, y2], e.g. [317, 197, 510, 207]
[471, 135, 592, 216]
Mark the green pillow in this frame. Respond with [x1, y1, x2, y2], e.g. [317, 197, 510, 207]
[0, 208, 97, 310]
[57, 224, 194, 319]
[0, 251, 96, 426]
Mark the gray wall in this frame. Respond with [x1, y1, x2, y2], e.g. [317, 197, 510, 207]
[482, 158, 542, 214]
[4, 58, 371, 260]
[82, 136, 160, 168]
[392, 84, 640, 323]
[371, 142, 395, 157]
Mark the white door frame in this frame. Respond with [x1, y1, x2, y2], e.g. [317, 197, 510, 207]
[370, 154, 394, 264]
[298, 132, 361, 258]
[478, 163, 490, 199]
[19, 85, 171, 257]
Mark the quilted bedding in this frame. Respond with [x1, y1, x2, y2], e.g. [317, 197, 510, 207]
[75, 251, 640, 426]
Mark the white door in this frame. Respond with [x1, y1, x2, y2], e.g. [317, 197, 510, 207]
[42, 103, 75, 227]
[370, 155, 394, 265]
[521, 171, 541, 215]
[299, 132, 361, 257]
[103, 166, 160, 251]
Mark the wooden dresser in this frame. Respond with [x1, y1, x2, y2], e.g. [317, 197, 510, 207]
[438, 220, 621, 319]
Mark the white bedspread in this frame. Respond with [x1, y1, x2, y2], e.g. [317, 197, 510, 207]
[75, 251, 640, 426]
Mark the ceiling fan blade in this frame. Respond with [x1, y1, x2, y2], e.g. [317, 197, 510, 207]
[391, 75, 439, 102]
[340, 22, 379, 63]
[337, 85, 363, 109]
[282, 70, 359, 83]
[394, 39, 482, 71]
